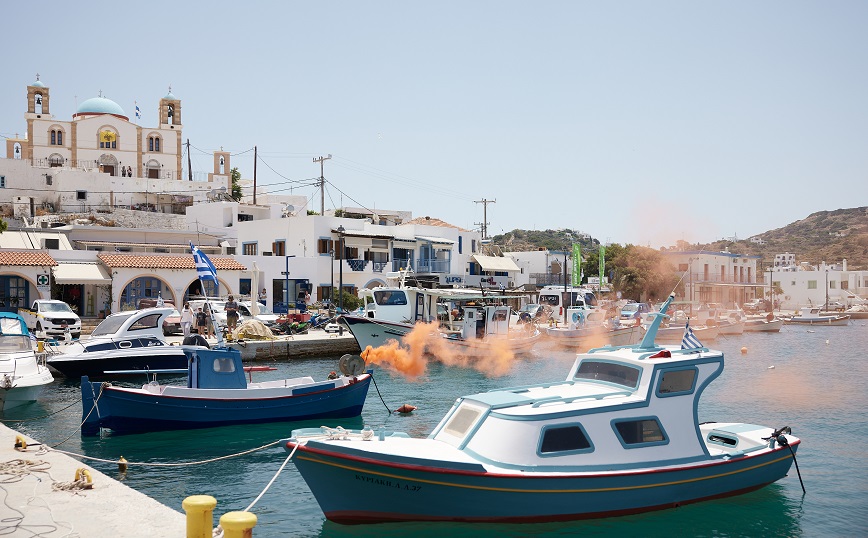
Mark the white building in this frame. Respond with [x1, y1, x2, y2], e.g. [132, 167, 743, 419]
[770, 259, 868, 310]
[661, 250, 763, 307]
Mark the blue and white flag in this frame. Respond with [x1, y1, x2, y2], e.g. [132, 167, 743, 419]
[190, 242, 217, 282]
[135, 103, 141, 120]
[680, 321, 704, 352]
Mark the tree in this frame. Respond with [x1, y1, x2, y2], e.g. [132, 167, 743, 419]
[230, 167, 242, 201]
[0, 218, 7, 234]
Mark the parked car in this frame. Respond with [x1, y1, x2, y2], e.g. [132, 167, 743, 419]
[620, 302, 651, 321]
[743, 299, 768, 313]
[238, 301, 279, 327]
[823, 301, 845, 311]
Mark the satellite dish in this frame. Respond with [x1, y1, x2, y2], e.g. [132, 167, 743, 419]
[338, 354, 366, 376]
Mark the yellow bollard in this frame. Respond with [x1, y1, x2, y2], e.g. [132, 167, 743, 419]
[220, 511, 257, 538]
[37, 340, 45, 353]
[182, 495, 218, 538]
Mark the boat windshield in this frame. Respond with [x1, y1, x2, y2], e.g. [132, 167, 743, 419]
[374, 290, 408, 306]
[0, 334, 32, 353]
[574, 360, 640, 388]
[91, 312, 138, 336]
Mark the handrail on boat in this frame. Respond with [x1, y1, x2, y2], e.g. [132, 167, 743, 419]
[531, 390, 633, 408]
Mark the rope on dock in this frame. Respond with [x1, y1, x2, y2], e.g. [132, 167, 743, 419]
[44, 440, 281, 467]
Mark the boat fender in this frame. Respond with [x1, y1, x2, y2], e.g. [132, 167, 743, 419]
[118, 456, 128, 473]
[395, 404, 417, 414]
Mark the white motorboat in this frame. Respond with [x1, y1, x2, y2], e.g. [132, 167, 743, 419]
[546, 307, 642, 349]
[743, 314, 784, 332]
[0, 312, 54, 410]
[783, 307, 850, 326]
[46, 307, 202, 378]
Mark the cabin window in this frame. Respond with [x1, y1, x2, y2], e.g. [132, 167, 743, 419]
[493, 309, 507, 321]
[374, 290, 407, 306]
[574, 360, 640, 388]
[443, 405, 482, 437]
[212, 358, 236, 373]
[539, 424, 593, 455]
[612, 418, 668, 448]
[656, 368, 697, 397]
[707, 433, 738, 447]
[128, 314, 161, 331]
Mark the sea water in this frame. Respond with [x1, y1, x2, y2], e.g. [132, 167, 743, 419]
[8, 322, 868, 537]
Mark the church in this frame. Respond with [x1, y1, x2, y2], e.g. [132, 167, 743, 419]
[6, 75, 184, 180]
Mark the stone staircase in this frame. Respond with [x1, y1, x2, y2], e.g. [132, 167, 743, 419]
[79, 317, 102, 336]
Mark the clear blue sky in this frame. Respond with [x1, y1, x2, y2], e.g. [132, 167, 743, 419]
[3, 1, 866, 247]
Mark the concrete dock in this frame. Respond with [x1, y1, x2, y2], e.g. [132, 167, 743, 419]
[0, 424, 186, 537]
[165, 330, 361, 360]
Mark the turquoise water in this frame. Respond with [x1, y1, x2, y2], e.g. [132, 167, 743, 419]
[7, 322, 868, 537]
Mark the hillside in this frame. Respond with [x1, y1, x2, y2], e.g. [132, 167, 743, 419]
[491, 207, 868, 270]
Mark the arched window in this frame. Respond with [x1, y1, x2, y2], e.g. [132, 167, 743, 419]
[57, 130, 63, 145]
[148, 134, 162, 153]
[49, 128, 64, 146]
[48, 154, 64, 168]
[35, 94, 43, 114]
[13, 143, 21, 159]
[219, 155, 225, 174]
[99, 129, 118, 149]
[50, 131, 56, 145]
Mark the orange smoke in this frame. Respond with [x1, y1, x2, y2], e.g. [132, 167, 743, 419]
[360, 321, 523, 380]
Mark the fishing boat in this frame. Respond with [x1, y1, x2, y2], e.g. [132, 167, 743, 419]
[437, 302, 542, 357]
[80, 349, 372, 435]
[0, 312, 54, 410]
[743, 314, 784, 333]
[281, 294, 802, 524]
[545, 307, 642, 349]
[783, 307, 850, 326]
[46, 307, 197, 377]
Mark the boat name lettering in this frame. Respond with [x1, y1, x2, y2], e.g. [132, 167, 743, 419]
[354, 474, 421, 491]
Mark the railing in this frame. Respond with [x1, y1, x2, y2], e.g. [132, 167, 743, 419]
[347, 259, 368, 272]
[392, 258, 413, 272]
[372, 262, 388, 273]
[689, 273, 761, 285]
[415, 259, 450, 273]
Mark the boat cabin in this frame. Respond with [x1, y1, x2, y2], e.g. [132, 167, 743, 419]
[429, 340, 725, 469]
[82, 307, 175, 352]
[186, 348, 247, 389]
[458, 305, 511, 340]
[359, 287, 441, 324]
[538, 285, 597, 318]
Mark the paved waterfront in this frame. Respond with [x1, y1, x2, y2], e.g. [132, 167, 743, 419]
[0, 424, 186, 537]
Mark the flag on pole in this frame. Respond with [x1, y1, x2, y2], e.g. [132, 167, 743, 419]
[571, 243, 581, 287]
[135, 102, 141, 120]
[190, 242, 217, 282]
[680, 321, 704, 352]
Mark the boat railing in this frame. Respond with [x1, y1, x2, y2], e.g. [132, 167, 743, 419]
[531, 390, 633, 408]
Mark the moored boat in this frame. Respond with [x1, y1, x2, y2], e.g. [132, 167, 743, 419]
[281, 294, 802, 524]
[743, 314, 784, 332]
[80, 348, 371, 434]
[0, 312, 54, 410]
[545, 307, 642, 349]
[46, 307, 198, 377]
[783, 307, 850, 326]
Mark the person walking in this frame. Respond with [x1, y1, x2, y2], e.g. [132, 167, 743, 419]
[180, 302, 194, 337]
[195, 307, 207, 335]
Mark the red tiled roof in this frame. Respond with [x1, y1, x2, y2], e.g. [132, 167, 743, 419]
[0, 251, 58, 266]
[402, 217, 469, 231]
[98, 254, 247, 271]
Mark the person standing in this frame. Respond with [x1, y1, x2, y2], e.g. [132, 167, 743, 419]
[259, 288, 267, 305]
[225, 295, 239, 331]
[203, 303, 215, 338]
[195, 307, 207, 335]
[180, 302, 194, 337]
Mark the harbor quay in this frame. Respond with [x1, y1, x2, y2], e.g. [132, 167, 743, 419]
[0, 424, 186, 537]
[165, 330, 361, 360]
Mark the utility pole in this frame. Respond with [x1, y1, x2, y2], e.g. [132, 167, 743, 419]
[186, 139, 192, 181]
[253, 145, 258, 205]
[474, 198, 496, 239]
[313, 154, 332, 215]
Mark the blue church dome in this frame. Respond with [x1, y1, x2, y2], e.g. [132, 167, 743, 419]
[31, 80, 45, 88]
[76, 96, 126, 117]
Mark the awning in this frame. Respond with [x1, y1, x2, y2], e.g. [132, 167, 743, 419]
[416, 236, 455, 245]
[343, 236, 372, 248]
[52, 262, 112, 284]
[472, 255, 521, 273]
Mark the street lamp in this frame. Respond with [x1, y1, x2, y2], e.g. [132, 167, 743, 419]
[337, 225, 345, 311]
[825, 268, 829, 310]
[329, 248, 334, 306]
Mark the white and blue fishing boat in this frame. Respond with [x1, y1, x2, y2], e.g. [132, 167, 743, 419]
[282, 294, 803, 524]
[0, 311, 54, 410]
[81, 348, 372, 435]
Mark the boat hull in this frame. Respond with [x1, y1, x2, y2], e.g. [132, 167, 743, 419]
[0, 379, 52, 410]
[784, 316, 850, 326]
[47, 347, 189, 378]
[743, 319, 783, 332]
[342, 315, 413, 350]
[545, 326, 642, 349]
[81, 374, 371, 434]
[288, 439, 799, 524]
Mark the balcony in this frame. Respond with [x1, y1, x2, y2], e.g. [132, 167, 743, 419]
[390, 258, 450, 273]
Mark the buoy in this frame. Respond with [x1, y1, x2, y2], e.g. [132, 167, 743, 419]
[740, 346, 748, 354]
[118, 456, 128, 473]
[768, 365, 775, 369]
[395, 404, 417, 414]
[825, 340, 829, 345]
[74, 468, 94, 488]
[14, 435, 27, 451]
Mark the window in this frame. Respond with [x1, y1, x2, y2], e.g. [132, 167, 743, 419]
[374, 290, 407, 306]
[0, 176, 5, 188]
[444, 406, 483, 437]
[43, 238, 60, 249]
[613, 418, 667, 447]
[657, 368, 697, 396]
[318, 238, 333, 254]
[149, 137, 153, 151]
[76, 190, 87, 200]
[242, 243, 258, 255]
[273, 241, 286, 256]
[155, 137, 160, 152]
[574, 360, 640, 388]
[807, 281, 817, 290]
[57, 131, 63, 145]
[50, 131, 55, 145]
[212, 358, 236, 373]
[237, 214, 253, 222]
[830, 280, 837, 289]
[129, 314, 162, 331]
[539, 424, 592, 454]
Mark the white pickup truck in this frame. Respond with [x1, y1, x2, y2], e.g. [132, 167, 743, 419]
[19, 299, 82, 339]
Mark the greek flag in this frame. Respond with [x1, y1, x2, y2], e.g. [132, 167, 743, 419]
[190, 242, 217, 282]
[135, 103, 141, 120]
[680, 321, 704, 352]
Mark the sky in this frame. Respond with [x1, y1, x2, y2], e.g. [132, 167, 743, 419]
[2, 1, 866, 248]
